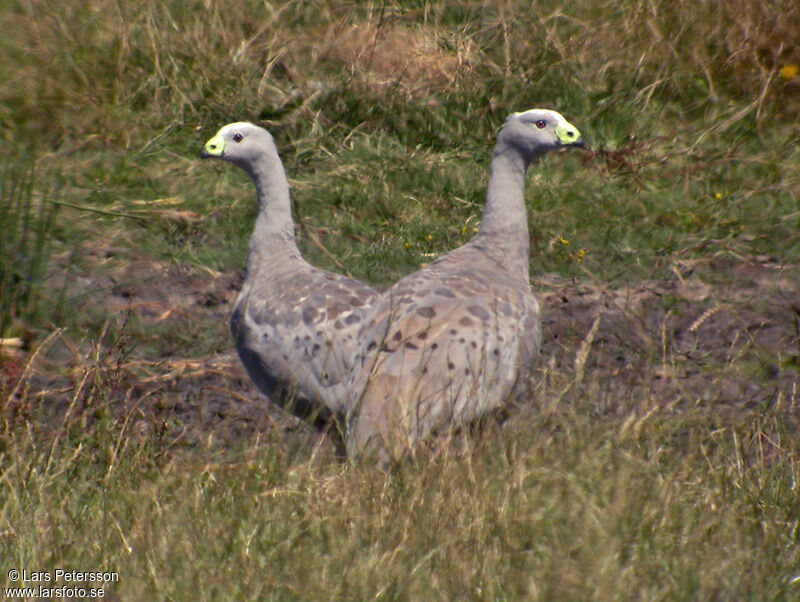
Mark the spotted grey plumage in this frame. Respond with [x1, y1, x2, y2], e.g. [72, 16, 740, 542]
[201, 122, 379, 421]
[346, 109, 585, 464]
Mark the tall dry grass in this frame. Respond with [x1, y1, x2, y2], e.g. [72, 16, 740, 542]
[1, 0, 799, 599]
[2, 0, 798, 149]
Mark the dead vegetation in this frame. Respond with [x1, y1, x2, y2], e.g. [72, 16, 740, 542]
[2, 1, 799, 597]
[2, 0, 798, 145]
[4, 253, 797, 454]
[310, 20, 474, 96]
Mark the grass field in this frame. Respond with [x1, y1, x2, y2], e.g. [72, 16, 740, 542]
[1, 0, 799, 599]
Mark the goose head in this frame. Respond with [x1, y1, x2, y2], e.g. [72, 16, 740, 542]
[497, 109, 584, 164]
[201, 122, 279, 173]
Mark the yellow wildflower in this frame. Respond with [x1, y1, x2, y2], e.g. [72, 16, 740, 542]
[780, 64, 799, 81]
[714, 192, 722, 199]
[404, 242, 411, 250]
[558, 236, 570, 246]
[576, 249, 586, 263]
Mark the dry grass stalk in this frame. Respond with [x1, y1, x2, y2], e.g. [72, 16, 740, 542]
[574, 315, 601, 386]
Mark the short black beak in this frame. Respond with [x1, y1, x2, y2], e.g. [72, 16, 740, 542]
[571, 137, 587, 149]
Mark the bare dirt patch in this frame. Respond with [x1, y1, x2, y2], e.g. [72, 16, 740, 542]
[538, 257, 799, 418]
[3, 256, 798, 452]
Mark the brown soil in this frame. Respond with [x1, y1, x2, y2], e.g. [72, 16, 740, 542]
[537, 258, 799, 419]
[3, 255, 798, 452]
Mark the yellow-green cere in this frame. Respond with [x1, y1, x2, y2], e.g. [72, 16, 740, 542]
[555, 119, 582, 145]
[204, 134, 225, 157]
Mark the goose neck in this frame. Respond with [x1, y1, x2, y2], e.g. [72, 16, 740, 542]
[475, 145, 532, 274]
[245, 154, 301, 272]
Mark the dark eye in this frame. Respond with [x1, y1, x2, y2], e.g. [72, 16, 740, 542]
[535, 120, 547, 129]
[232, 133, 243, 143]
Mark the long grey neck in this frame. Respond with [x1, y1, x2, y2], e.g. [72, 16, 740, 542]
[474, 142, 535, 276]
[243, 153, 304, 275]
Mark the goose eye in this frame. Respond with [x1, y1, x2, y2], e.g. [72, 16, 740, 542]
[535, 120, 546, 129]
[232, 133, 243, 143]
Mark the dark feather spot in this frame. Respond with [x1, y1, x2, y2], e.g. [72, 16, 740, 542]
[459, 317, 473, 327]
[302, 307, 318, 326]
[465, 368, 471, 375]
[447, 362, 455, 370]
[434, 288, 456, 298]
[393, 330, 403, 341]
[417, 306, 436, 318]
[328, 302, 350, 319]
[334, 319, 345, 330]
[405, 342, 419, 350]
[471, 341, 477, 349]
[417, 330, 428, 340]
[367, 340, 377, 351]
[431, 343, 438, 350]
[344, 314, 361, 325]
[467, 305, 490, 321]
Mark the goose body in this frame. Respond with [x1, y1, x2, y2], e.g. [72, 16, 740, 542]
[346, 109, 584, 463]
[202, 122, 378, 420]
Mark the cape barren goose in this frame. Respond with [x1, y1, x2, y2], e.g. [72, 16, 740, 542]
[202, 122, 379, 423]
[346, 109, 584, 463]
